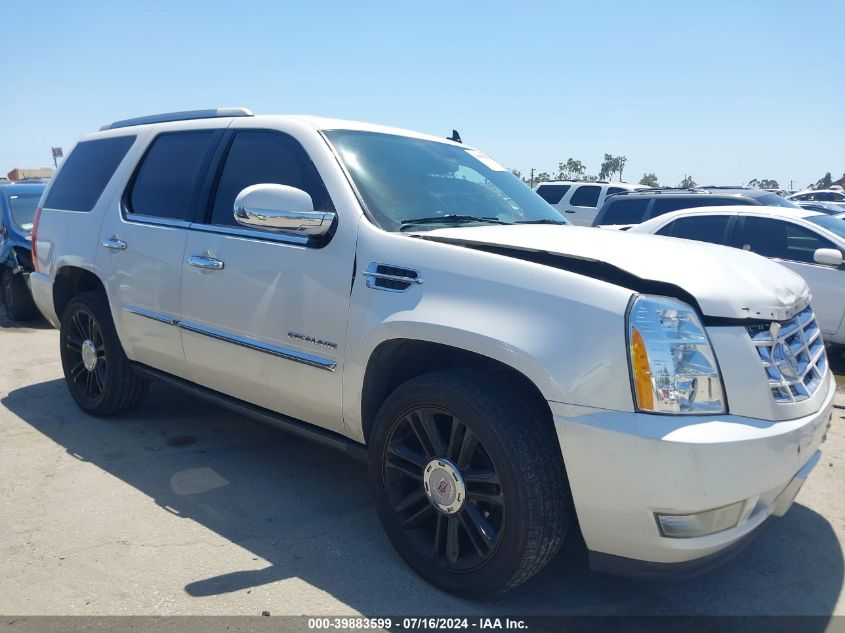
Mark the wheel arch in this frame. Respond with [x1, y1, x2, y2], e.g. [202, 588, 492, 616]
[359, 338, 553, 445]
[53, 265, 107, 320]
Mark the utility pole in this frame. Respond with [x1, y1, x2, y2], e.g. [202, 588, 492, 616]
[530, 167, 535, 188]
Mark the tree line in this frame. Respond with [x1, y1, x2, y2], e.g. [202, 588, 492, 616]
[512, 157, 844, 192]
[510, 155, 697, 189]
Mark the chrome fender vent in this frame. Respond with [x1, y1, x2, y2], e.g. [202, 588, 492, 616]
[364, 263, 423, 292]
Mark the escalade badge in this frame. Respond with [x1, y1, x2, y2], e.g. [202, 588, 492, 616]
[287, 332, 338, 350]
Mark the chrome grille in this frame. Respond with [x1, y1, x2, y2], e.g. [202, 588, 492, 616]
[746, 307, 827, 403]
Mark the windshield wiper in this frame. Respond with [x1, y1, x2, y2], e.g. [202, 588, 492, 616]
[400, 214, 512, 231]
[513, 219, 568, 225]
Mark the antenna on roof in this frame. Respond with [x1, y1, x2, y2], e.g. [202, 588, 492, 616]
[447, 129, 462, 143]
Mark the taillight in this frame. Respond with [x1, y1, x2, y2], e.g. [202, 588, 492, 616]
[31, 206, 42, 272]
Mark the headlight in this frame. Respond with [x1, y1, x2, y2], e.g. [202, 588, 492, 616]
[627, 295, 725, 414]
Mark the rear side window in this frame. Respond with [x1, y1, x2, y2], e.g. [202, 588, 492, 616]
[569, 185, 601, 207]
[129, 131, 217, 220]
[605, 187, 626, 197]
[657, 215, 731, 245]
[738, 217, 839, 263]
[600, 199, 650, 225]
[207, 131, 333, 227]
[649, 196, 751, 218]
[535, 184, 570, 204]
[43, 136, 135, 212]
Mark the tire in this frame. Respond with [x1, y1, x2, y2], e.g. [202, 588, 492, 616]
[1, 268, 38, 321]
[369, 368, 570, 598]
[59, 291, 149, 416]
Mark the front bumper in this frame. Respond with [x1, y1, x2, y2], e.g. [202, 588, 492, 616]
[551, 375, 834, 574]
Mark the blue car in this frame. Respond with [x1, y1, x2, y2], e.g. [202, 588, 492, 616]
[0, 182, 44, 320]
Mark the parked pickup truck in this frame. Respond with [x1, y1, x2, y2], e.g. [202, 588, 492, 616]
[29, 109, 834, 597]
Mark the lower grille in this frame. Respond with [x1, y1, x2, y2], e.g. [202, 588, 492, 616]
[746, 307, 827, 403]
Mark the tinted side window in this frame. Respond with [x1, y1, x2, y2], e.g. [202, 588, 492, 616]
[738, 217, 838, 263]
[660, 215, 731, 244]
[605, 187, 626, 197]
[650, 196, 723, 217]
[129, 131, 217, 220]
[704, 197, 753, 206]
[601, 199, 650, 225]
[208, 131, 333, 227]
[569, 185, 601, 207]
[43, 136, 135, 212]
[535, 184, 570, 204]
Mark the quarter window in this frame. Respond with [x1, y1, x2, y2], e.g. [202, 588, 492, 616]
[43, 136, 135, 212]
[738, 217, 839, 263]
[600, 199, 650, 225]
[569, 185, 601, 207]
[657, 215, 731, 244]
[535, 184, 570, 205]
[129, 131, 218, 220]
[208, 131, 332, 227]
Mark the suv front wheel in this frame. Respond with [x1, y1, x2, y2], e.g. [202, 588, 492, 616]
[59, 292, 149, 416]
[369, 369, 570, 598]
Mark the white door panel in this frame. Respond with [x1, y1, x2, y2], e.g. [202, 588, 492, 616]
[780, 260, 845, 337]
[98, 216, 190, 378]
[180, 229, 351, 433]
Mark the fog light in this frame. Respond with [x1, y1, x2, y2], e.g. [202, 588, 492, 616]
[655, 501, 744, 538]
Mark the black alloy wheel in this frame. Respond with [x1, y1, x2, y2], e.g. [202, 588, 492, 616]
[383, 405, 505, 572]
[370, 369, 570, 598]
[64, 307, 108, 406]
[59, 292, 149, 416]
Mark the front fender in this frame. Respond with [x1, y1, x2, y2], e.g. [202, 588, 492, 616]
[342, 221, 636, 440]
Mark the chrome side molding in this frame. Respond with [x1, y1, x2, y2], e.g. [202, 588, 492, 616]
[122, 305, 178, 326]
[121, 305, 336, 371]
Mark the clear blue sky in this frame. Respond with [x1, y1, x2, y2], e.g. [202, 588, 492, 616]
[2, 0, 842, 189]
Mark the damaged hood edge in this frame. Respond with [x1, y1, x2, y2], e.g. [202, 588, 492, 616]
[416, 225, 811, 323]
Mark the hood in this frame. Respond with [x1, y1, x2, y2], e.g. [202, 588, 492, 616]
[416, 225, 810, 322]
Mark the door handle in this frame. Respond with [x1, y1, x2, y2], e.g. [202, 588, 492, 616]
[564, 210, 575, 213]
[188, 255, 225, 270]
[101, 238, 127, 250]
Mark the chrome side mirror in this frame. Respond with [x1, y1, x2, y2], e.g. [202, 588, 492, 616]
[813, 248, 843, 267]
[234, 184, 335, 236]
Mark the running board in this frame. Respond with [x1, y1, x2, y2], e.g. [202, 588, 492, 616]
[131, 363, 368, 462]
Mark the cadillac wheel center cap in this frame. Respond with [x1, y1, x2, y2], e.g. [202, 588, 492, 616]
[81, 339, 98, 371]
[423, 458, 465, 515]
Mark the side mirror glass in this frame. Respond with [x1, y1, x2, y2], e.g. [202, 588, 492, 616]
[813, 248, 843, 267]
[233, 184, 335, 236]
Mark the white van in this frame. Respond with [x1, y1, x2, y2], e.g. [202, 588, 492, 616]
[534, 180, 647, 226]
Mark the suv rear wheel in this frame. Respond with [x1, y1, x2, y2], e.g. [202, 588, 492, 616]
[369, 369, 569, 598]
[1, 268, 38, 321]
[59, 292, 149, 416]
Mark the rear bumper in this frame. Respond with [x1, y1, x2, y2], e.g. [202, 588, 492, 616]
[551, 376, 834, 573]
[29, 271, 59, 328]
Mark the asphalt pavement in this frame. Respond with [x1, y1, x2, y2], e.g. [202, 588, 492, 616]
[1, 306, 843, 617]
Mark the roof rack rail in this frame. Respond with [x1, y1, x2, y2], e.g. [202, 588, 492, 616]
[698, 185, 751, 190]
[100, 107, 254, 131]
[615, 186, 710, 195]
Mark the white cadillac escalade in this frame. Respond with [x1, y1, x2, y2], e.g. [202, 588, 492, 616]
[29, 108, 834, 597]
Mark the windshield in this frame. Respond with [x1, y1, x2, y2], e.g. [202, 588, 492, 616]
[758, 193, 799, 208]
[324, 130, 567, 231]
[7, 193, 40, 232]
[806, 214, 845, 241]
